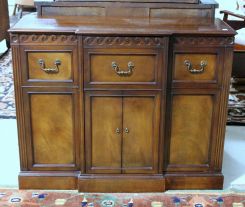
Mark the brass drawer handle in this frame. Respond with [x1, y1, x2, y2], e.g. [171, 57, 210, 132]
[125, 128, 129, 133]
[111, 61, 135, 77]
[184, 60, 207, 74]
[38, 59, 61, 74]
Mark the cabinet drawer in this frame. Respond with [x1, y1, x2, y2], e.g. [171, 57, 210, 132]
[20, 45, 78, 85]
[28, 52, 72, 81]
[173, 53, 219, 84]
[83, 36, 167, 89]
[84, 49, 164, 89]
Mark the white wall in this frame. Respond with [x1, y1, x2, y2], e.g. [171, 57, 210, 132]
[215, 0, 244, 19]
[8, 0, 15, 15]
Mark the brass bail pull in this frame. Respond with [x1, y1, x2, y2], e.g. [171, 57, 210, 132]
[38, 59, 61, 74]
[111, 61, 135, 77]
[184, 60, 207, 74]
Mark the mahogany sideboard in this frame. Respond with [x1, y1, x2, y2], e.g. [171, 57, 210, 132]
[9, 0, 236, 192]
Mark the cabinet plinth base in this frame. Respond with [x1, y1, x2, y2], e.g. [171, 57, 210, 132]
[19, 171, 79, 190]
[78, 175, 165, 192]
[18, 172, 224, 191]
[165, 173, 224, 190]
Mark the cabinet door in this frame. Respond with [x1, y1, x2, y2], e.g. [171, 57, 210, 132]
[23, 88, 80, 171]
[122, 92, 161, 174]
[85, 93, 122, 173]
[167, 90, 219, 172]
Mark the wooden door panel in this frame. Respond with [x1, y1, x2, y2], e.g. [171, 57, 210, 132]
[85, 94, 122, 173]
[168, 93, 216, 172]
[31, 94, 73, 165]
[122, 93, 160, 173]
[23, 89, 80, 171]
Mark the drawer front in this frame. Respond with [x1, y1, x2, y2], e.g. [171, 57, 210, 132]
[174, 54, 217, 83]
[20, 45, 78, 86]
[83, 36, 167, 89]
[28, 52, 72, 81]
[85, 49, 162, 88]
[92, 52, 157, 82]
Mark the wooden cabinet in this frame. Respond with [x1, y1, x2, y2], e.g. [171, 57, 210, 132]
[85, 91, 161, 174]
[10, 0, 235, 192]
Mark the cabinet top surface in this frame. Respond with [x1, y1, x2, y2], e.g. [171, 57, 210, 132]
[36, 0, 201, 3]
[9, 13, 235, 36]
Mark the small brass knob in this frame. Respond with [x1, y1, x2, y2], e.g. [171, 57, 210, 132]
[125, 128, 129, 133]
[116, 128, 121, 134]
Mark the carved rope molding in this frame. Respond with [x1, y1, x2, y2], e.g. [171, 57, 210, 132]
[16, 34, 78, 44]
[174, 37, 235, 46]
[83, 36, 165, 47]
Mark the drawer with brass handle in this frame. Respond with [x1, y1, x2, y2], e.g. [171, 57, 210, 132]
[20, 45, 78, 85]
[173, 53, 219, 84]
[28, 52, 72, 81]
[84, 48, 164, 89]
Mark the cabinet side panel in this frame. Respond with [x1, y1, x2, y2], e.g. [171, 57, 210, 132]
[169, 95, 213, 166]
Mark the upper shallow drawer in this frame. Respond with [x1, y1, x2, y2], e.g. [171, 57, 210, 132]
[174, 54, 217, 81]
[20, 45, 78, 86]
[172, 50, 223, 87]
[83, 37, 167, 89]
[85, 49, 162, 88]
[28, 52, 72, 80]
[171, 36, 232, 88]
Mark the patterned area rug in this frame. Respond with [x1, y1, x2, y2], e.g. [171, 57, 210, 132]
[0, 189, 244, 207]
[228, 78, 245, 125]
[0, 50, 16, 119]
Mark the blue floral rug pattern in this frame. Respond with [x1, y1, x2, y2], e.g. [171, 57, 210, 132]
[0, 50, 16, 119]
